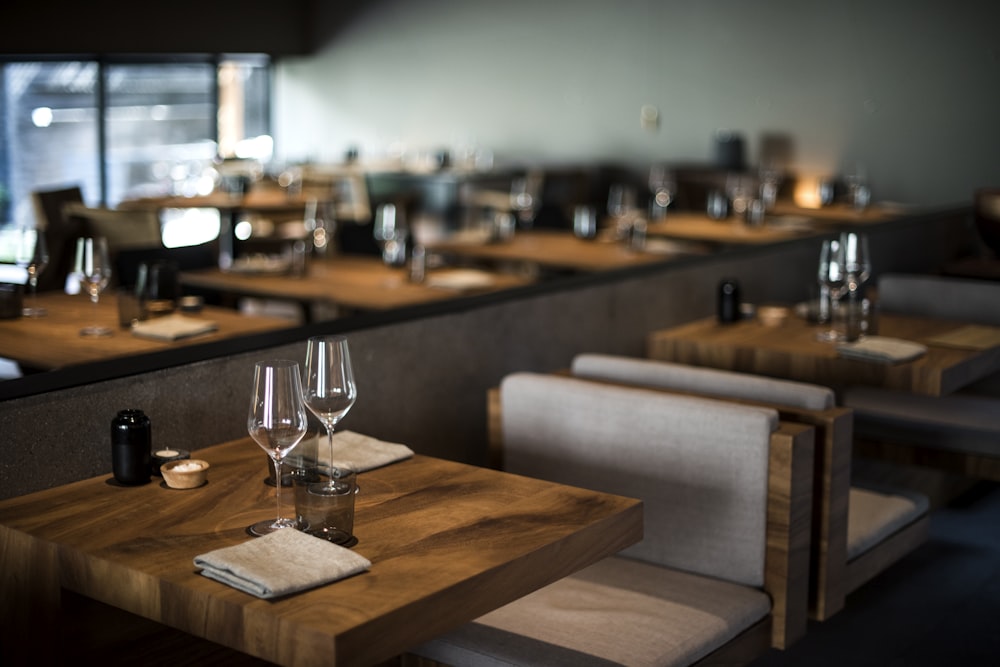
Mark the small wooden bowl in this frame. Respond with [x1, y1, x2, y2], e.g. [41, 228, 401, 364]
[757, 305, 790, 327]
[161, 458, 209, 489]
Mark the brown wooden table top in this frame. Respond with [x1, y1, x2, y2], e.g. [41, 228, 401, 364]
[181, 255, 534, 312]
[118, 187, 331, 214]
[647, 311, 1000, 397]
[427, 228, 689, 272]
[768, 202, 906, 225]
[0, 292, 295, 371]
[0, 437, 643, 666]
[645, 211, 819, 245]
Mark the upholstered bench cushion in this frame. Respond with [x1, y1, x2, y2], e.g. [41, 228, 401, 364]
[843, 386, 1000, 458]
[572, 353, 836, 411]
[414, 556, 771, 667]
[501, 373, 778, 588]
[847, 487, 929, 561]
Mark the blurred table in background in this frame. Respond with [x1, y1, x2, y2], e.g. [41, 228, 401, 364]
[427, 228, 703, 273]
[180, 254, 534, 322]
[0, 292, 295, 372]
[646, 211, 818, 246]
[647, 311, 1000, 397]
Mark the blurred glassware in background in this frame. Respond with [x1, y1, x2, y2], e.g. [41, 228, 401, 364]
[648, 165, 676, 221]
[573, 205, 598, 240]
[510, 172, 543, 229]
[14, 226, 48, 317]
[373, 203, 409, 267]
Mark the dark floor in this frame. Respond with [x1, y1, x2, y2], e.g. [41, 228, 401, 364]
[750, 480, 1000, 667]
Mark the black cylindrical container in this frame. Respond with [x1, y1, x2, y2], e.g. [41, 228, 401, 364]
[717, 279, 741, 324]
[111, 409, 151, 485]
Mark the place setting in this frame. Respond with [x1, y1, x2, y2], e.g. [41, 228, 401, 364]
[191, 334, 414, 599]
[810, 231, 928, 363]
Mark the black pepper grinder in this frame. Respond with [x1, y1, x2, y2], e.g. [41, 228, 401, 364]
[717, 278, 741, 324]
[111, 409, 152, 485]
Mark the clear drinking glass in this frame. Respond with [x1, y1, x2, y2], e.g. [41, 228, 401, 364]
[303, 336, 357, 494]
[74, 237, 113, 337]
[14, 227, 49, 317]
[816, 237, 846, 342]
[247, 360, 309, 536]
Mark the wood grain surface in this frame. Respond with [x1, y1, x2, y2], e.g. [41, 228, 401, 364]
[181, 255, 533, 313]
[0, 292, 295, 371]
[0, 438, 642, 667]
[647, 313, 1000, 397]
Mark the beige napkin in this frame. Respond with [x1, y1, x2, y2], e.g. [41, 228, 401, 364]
[194, 528, 371, 599]
[836, 336, 928, 363]
[131, 314, 218, 341]
[318, 430, 415, 472]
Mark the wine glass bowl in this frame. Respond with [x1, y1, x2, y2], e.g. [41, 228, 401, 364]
[74, 237, 113, 337]
[303, 336, 357, 496]
[247, 359, 309, 536]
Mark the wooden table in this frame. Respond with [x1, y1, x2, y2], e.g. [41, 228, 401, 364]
[769, 202, 907, 226]
[0, 437, 643, 666]
[118, 187, 330, 216]
[645, 211, 819, 246]
[427, 228, 695, 273]
[0, 292, 295, 371]
[180, 255, 533, 318]
[647, 311, 1000, 397]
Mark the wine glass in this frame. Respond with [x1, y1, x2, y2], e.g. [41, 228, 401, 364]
[607, 183, 637, 240]
[841, 232, 872, 294]
[816, 237, 846, 342]
[373, 203, 408, 267]
[648, 166, 676, 220]
[14, 227, 49, 317]
[247, 360, 309, 536]
[74, 237, 113, 337]
[302, 336, 357, 495]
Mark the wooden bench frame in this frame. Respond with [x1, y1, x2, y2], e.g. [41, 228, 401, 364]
[517, 369, 929, 622]
[486, 386, 814, 654]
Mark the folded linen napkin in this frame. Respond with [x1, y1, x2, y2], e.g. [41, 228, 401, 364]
[194, 528, 371, 599]
[131, 314, 218, 341]
[836, 336, 928, 363]
[318, 430, 415, 472]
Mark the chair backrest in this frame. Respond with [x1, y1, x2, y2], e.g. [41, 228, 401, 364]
[877, 273, 1000, 326]
[31, 185, 85, 292]
[64, 203, 163, 255]
[500, 372, 778, 588]
[572, 353, 835, 411]
[569, 353, 852, 621]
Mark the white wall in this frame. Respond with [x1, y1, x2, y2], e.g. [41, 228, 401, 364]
[273, 0, 1000, 207]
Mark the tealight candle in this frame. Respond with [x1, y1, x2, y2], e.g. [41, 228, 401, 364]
[151, 448, 190, 476]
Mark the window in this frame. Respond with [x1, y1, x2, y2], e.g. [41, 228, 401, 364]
[0, 55, 271, 248]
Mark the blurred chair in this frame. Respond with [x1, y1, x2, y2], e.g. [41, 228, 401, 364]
[63, 203, 164, 282]
[413, 372, 813, 665]
[568, 353, 929, 622]
[30, 185, 86, 292]
[844, 273, 1000, 481]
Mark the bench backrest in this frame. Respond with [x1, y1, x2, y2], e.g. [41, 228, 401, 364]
[500, 372, 779, 588]
[877, 273, 1000, 326]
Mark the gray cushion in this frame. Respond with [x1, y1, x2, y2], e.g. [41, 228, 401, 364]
[414, 556, 771, 667]
[572, 354, 835, 411]
[877, 273, 1000, 325]
[501, 373, 778, 588]
[843, 386, 1000, 458]
[847, 487, 929, 560]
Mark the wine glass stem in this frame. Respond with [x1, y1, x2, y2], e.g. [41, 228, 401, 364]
[327, 425, 336, 476]
[272, 457, 283, 524]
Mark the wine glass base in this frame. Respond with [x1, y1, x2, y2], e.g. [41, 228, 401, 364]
[22, 306, 47, 317]
[815, 329, 844, 343]
[247, 517, 300, 537]
[80, 325, 113, 337]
